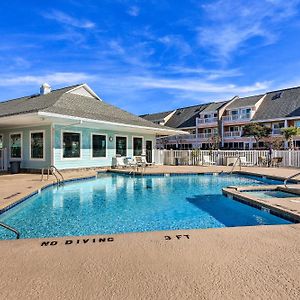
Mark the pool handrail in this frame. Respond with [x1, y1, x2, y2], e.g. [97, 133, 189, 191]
[230, 157, 242, 174]
[0, 221, 20, 239]
[284, 171, 300, 188]
[50, 165, 65, 186]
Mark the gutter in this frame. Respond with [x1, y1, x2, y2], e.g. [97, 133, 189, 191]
[38, 112, 185, 135]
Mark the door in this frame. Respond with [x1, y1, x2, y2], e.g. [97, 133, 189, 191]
[146, 141, 152, 163]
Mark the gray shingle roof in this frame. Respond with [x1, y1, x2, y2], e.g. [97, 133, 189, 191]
[0, 84, 175, 131]
[252, 87, 300, 121]
[200, 101, 228, 113]
[165, 104, 208, 128]
[226, 94, 263, 109]
[0, 85, 80, 118]
[140, 110, 174, 122]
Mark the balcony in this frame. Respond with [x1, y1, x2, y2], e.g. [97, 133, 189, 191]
[199, 133, 218, 140]
[223, 114, 251, 123]
[224, 131, 242, 138]
[157, 134, 197, 144]
[196, 117, 218, 125]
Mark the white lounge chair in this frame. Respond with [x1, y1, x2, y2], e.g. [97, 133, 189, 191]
[141, 155, 154, 167]
[126, 157, 138, 168]
[202, 155, 216, 165]
[115, 156, 129, 168]
[240, 156, 253, 166]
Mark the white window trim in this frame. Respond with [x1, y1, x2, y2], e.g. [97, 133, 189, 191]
[61, 130, 82, 160]
[115, 135, 128, 157]
[132, 136, 144, 157]
[29, 130, 46, 161]
[9, 132, 23, 160]
[90, 133, 108, 159]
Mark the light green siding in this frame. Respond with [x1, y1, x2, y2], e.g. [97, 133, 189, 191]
[0, 125, 52, 169]
[53, 125, 155, 169]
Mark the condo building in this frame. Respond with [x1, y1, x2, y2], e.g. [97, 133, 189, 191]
[141, 85, 300, 150]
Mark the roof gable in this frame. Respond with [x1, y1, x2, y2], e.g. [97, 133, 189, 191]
[226, 94, 263, 110]
[165, 104, 208, 128]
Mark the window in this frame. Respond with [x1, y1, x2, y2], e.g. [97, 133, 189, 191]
[116, 136, 127, 156]
[231, 110, 238, 115]
[295, 121, 300, 128]
[0, 134, 3, 149]
[30, 131, 44, 159]
[272, 92, 283, 100]
[10, 133, 22, 159]
[133, 137, 143, 156]
[63, 132, 81, 158]
[273, 122, 285, 129]
[92, 134, 106, 158]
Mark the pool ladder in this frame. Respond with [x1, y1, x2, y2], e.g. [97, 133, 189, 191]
[0, 221, 20, 239]
[284, 171, 300, 188]
[41, 165, 65, 186]
[230, 157, 242, 174]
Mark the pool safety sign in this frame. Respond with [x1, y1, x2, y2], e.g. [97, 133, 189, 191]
[40, 237, 114, 246]
[40, 233, 191, 247]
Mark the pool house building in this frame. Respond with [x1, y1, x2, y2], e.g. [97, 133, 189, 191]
[0, 83, 180, 171]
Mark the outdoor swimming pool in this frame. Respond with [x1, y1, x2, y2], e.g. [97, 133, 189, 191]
[0, 173, 292, 240]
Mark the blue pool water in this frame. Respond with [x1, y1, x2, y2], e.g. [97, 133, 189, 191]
[0, 173, 291, 240]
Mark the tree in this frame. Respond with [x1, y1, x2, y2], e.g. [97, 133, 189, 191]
[242, 123, 272, 148]
[261, 136, 284, 150]
[206, 135, 220, 150]
[281, 126, 300, 149]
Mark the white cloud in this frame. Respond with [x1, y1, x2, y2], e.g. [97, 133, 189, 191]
[127, 6, 140, 17]
[43, 10, 95, 29]
[167, 66, 242, 80]
[158, 35, 192, 56]
[0, 72, 94, 86]
[127, 76, 269, 94]
[198, 0, 300, 60]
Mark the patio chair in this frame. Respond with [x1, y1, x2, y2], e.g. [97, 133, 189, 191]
[202, 155, 216, 165]
[126, 157, 138, 168]
[141, 155, 154, 167]
[270, 157, 283, 168]
[258, 156, 268, 167]
[115, 156, 130, 168]
[240, 156, 253, 166]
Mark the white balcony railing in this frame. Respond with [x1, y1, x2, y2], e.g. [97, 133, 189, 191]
[223, 114, 251, 122]
[157, 134, 197, 143]
[199, 133, 218, 139]
[197, 117, 218, 125]
[224, 131, 242, 138]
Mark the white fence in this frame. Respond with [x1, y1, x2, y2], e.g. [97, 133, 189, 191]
[153, 149, 300, 168]
[0, 148, 8, 171]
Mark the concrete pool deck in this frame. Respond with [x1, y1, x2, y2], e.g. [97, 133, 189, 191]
[1, 166, 300, 299]
[1, 225, 300, 299]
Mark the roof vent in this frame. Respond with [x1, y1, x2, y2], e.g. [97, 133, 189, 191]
[40, 83, 51, 95]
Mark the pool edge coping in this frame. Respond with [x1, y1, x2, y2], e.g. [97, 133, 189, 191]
[222, 187, 300, 223]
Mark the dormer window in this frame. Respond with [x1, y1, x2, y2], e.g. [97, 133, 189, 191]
[272, 92, 283, 100]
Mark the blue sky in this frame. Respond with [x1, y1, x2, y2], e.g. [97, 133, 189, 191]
[1, 0, 300, 114]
